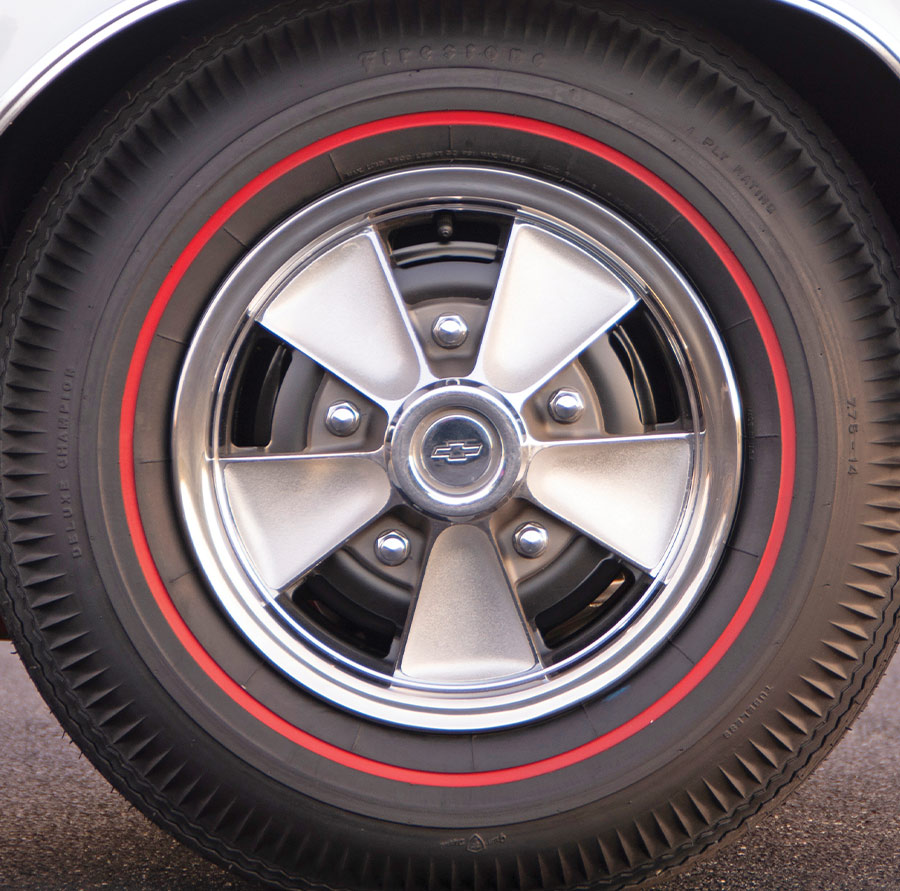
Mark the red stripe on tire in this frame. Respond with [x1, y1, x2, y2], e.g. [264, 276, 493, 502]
[119, 111, 795, 787]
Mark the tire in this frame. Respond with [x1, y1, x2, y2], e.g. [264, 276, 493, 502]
[2, 2, 900, 889]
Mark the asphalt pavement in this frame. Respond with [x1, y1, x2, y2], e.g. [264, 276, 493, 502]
[1, 645, 898, 890]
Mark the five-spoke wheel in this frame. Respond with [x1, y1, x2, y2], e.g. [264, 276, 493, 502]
[175, 167, 742, 729]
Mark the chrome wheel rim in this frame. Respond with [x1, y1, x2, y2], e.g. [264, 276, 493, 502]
[173, 166, 742, 731]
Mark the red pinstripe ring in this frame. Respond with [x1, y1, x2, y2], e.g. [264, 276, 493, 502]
[119, 111, 796, 787]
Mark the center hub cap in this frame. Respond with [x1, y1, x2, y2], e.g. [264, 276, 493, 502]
[420, 413, 493, 488]
[389, 385, 524, 517]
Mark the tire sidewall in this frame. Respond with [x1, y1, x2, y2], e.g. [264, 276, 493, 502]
[1, 4, 889, 883]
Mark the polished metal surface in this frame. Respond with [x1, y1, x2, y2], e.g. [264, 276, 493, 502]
[526, 434, 693, 571]
[548, 388, 586, 424]
[324, 401, 361, 436]
[222, 454, 392, 590]
[399, 525, 537, 682]
[259, 230, 429, 409]
[387, 384, 524, 519]
[173, 166, 741, 730]
[513, 522, 550, 558]
[475, 222, 638, 404]
[431, 313, 468, 349]
[374, 530, 410, 566]
[422, 415, 491, 482]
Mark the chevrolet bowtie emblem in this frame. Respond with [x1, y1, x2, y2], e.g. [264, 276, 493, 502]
[430, 440, 484, 464]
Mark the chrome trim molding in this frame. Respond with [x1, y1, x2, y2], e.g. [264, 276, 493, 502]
[777, 0, 900, 78]
[0, 0, 188, 138]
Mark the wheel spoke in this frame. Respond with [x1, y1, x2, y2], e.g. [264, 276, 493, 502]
[258, 229, 427, 408]
[525, 433, 695, 572]
[475, 222, 638, 401]
[219, 452, 392, 591]
[398, 525, 538, 683]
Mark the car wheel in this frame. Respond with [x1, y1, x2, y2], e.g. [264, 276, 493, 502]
[2, 2, 899, 889]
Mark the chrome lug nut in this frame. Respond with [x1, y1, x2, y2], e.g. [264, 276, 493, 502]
[548, 388, 585, 424]
[325, 401, 361, 436]
[432, 314, 468, 349]
[513, 522, 549, 559]
[375, 530, 410, 566]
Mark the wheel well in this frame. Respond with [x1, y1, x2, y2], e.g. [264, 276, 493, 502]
[0, 0, 246, 256]
[673, 0, 900, 239]
[2, 0, 900, 262]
